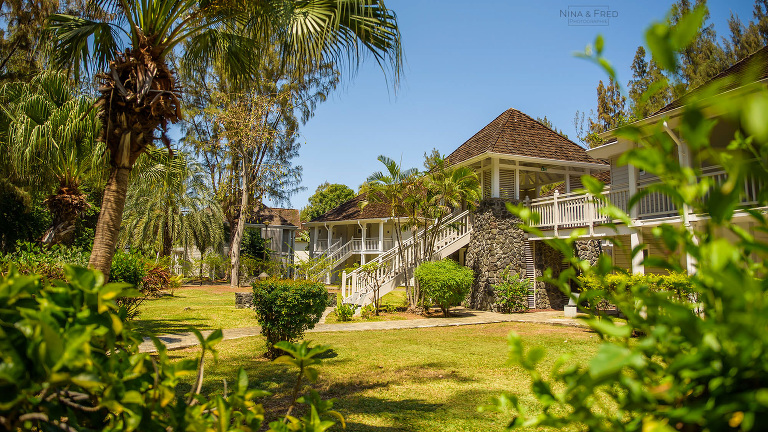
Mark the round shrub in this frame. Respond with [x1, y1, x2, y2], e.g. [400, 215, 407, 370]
[414, 259, 474, 317]
[252, 278, 328, 359]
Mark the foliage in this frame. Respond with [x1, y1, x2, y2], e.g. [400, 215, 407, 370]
[334, 297, 355, 322]
[493, 268, 531, 313]
[493, 8, 768, 430]
[0, 264, 343, 431]
[242, 228, 272, 260]
[0, 71, 105, 245]
[109, 250, 147, 287]
[269, 341, 345, 432]
[301, 182, 355, 222]
[0, 264, 266, 431]
[578, 272, 695, 309]
[414, 259, 474, 317]
[0, 241, 89, 281]
[291, 254, 335, 283]
[252, 278, 328, 359]
[0, 179, 39, 252]
[360, 303, 376, 319]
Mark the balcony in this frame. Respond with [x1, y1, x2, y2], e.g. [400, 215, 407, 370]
[528, 167, 763, 235]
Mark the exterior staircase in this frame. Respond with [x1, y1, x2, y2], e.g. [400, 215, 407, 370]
[341, 210, 474, 308]
[308, 238, 355, 282]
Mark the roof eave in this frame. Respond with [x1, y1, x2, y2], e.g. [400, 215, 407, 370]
[452, 151, 608, 170]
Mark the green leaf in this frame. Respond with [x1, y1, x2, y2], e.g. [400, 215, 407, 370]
[581, 175, 605, 195]
[589, 343, 646, 379]
[587, 318, 632, 338]
[670, 6, 706, 50]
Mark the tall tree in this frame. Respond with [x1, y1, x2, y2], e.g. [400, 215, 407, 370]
[46, 0, 402, 278]
[536, 116, 568, 138]
[0, 71, 105, 245]
[301, 182, 355, 222]
[216, 90, 302, 287]
[669, 0, 728, 94]
[627, 46, 673, 118]
[722, 12, 765, 65]
[586, 78, 627, 148]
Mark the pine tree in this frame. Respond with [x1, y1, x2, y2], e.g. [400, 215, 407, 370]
[627, 46, 673, 118]
[587, 78, 627, 148]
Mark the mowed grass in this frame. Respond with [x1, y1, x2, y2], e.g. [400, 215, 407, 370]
[168, 322, 600, 432]
[134, 287, 258, 335]
[135, 287, 411, 334]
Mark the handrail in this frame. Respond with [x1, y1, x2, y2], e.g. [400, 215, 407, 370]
[342, 210, 473, 301]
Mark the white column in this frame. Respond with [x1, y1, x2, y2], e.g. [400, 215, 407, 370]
[630, 231, 644, 275]
[312, 226, 318, 256]
[492, 157, 500, 198]
[514, 167, 520, 200]
[361, 223, 366, 252]
[565, 170, 571, 194]
[327, 225, 332, 248]
[628, 164, 638, 220]
[552, 189, 559, 237]
[379, 222, 384, 251]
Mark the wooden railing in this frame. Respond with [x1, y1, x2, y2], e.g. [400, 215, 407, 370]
[529, 168, 763, 233]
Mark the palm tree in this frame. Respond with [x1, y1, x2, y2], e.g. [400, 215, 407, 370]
[420, 156, 480, 262]
[120, 148, 224, 261]
[46, 0, 402, 277]
[362, 155, 418, 307]
[0, 71, 105, 245]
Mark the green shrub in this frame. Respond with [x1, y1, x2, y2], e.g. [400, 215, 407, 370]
[0, 264, 342, 431]
[252, 278, 328, 359]
[334, 297, 355, 322]
[414, 259, 474, 317]
[109, 250, 147, 286]
[360, 303, 375, 319]
[493, 268, 531, 313]
[577, 272, 695, 310]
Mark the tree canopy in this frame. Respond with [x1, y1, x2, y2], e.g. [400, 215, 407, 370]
[301, 182, 355, 222]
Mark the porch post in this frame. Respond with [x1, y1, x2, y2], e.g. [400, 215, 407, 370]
[553, 189, 559, 237]
[565, 170, 571, 194]
[628, 164, 639, 220]
[379, 222, 384, 251]
[327, 225, 332, 249]
[630, 230, 644, 275]
[312, 226, 318, 256]
[514, 166, 520, 200]
[492, 157, 500, 198]
[361, 223, 367, 252]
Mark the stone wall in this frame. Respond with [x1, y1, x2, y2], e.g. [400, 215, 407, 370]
[465, 199, 527, 311]
[575, 239, 601, 266]
[235, 292, 254, 309]
[533, 241, 566, 309]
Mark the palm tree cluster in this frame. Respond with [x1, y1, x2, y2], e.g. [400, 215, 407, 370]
[43, 0, 402, 278]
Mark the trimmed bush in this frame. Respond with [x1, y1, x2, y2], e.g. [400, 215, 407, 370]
[0, 242, 89, 281]
[414, 259, 474, 317]
[493, 268, 531, 313]
[334, 297, 354, 322]
[252, 278, 328, 359]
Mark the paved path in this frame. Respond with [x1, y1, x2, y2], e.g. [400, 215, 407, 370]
[138, 308, 585, 353]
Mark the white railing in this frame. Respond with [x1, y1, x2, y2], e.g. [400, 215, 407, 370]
[341, 210, 473, 302]
[530, 168, 763, 233]
[350, 237, 396, 253]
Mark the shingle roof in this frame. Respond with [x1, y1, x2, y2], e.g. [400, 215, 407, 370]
[248, 206, 300, 227]
[654, 44, 768, 115]
[446, 108, 605, 166]
[309, 193, 395, 223]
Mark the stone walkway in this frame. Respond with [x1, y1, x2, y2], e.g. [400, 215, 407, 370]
[138, 308, 585, 353]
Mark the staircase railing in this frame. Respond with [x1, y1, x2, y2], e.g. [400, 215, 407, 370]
[341, 210, 473, 303]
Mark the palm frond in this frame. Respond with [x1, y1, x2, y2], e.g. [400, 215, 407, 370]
[46, 14, 123, 80]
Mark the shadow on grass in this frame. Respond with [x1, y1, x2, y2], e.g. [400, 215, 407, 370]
[133, 317, 214, 336]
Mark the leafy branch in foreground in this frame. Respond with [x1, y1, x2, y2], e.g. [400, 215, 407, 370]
[485, 6, 768, 431]
[0, 265, 342, 431]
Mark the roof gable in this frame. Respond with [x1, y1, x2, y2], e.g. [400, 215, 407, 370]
[446, 108, 601, 165]
[309, 193, 394, 223]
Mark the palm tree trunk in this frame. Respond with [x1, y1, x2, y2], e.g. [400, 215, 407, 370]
[89, 166, 131, 278]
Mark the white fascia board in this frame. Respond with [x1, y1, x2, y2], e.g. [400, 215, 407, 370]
[452, 152, 608, 171]
[587, 139, 633, 159]
[304, 217, 392, 227]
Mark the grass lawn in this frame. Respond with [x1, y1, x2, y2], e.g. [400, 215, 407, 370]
[168, 322, 600, 431]
[135, 286, 412, 335]
[133, 286, 258, 335]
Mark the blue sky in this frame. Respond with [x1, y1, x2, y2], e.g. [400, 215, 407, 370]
[273, 0, 755, 211]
